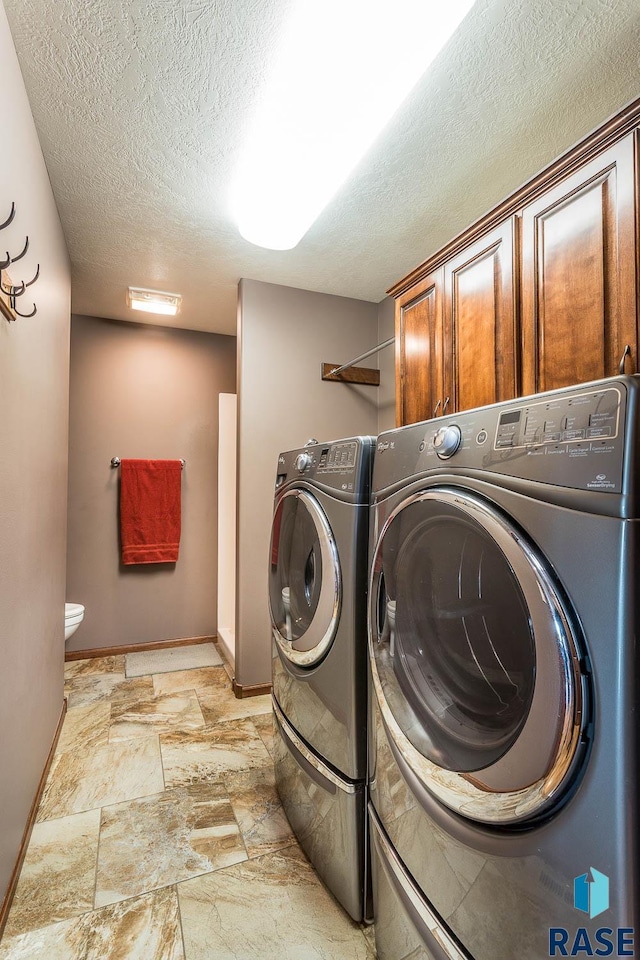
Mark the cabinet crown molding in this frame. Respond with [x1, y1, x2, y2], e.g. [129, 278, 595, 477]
[389, 95, 640, 299]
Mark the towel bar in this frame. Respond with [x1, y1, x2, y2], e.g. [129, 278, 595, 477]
[110, 457, 185, 469]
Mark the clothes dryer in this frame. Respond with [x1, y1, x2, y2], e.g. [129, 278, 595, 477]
[269, 436, 374, 921]
[368, 378, 640, 959]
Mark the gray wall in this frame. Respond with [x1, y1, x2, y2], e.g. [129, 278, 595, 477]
[377, 296, 396, 434]
[236, 279, 379, 687]
[0, 0, 70, 903]
[66, 315, 236, 651]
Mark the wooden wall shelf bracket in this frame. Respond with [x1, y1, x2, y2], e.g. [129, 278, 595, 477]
[321, 362, 380, 386]
[321, 335, 393, 385]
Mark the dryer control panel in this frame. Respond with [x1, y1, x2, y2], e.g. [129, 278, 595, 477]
[493, 387, 620, 452]
[450, 385, 623, 492]
[375, 379, 632, 496]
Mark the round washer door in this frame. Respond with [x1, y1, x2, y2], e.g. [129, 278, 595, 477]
[369, 486, 587, 825]
[269, 488, 342, 667]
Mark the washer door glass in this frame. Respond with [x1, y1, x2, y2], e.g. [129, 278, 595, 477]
[269, 489, 341, 667]
[370, 487, 586, 824]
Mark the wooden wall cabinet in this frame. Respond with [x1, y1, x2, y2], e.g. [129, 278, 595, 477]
[520, 135, 637, 396]
[395, 220, 518, 427]
[391, 111, 640, 427]
[443, 218, 518, 415]
[395, 269, 444, 427]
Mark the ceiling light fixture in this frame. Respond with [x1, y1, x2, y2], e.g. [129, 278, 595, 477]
[126, 287, 182, 317]
[232, 0, 476, 251]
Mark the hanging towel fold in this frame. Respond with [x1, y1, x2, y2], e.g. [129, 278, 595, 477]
[120, 459, 182, 564]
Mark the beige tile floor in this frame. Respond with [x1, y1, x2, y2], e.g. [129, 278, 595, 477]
[0, 646, 376, 960]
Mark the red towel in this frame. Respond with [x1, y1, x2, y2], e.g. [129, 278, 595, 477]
[120, 459, 182, 564]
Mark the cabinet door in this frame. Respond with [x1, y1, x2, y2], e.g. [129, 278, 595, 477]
[443, 218, 518, 414]
[521, 134, 637, 395]
[395, 269, 444, 426]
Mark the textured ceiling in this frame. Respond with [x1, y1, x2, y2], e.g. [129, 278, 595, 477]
[4, 0, 640, 335]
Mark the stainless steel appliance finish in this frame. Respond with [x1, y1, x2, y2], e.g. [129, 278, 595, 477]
[272, 697, 366, 920]
[368, 377, 640, 959]
[270, 436, 374, 921]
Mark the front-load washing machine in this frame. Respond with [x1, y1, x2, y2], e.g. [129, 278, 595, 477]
[368, 377, 640, 959]
[269, 436, 374, 921]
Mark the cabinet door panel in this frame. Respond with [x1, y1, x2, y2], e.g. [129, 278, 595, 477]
[395, 270, 444, 426]
[444, 218, 518, 413]
[521, 134, 637, 394]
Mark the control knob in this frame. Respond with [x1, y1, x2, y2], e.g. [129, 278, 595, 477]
[295, 452, 312, 472]
[433, 424, 462, 459]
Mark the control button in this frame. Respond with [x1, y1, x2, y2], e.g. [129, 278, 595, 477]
[476, 430, 488, 445]
[419, 441, 425, 452]
[497, 426, 518, 444]
[590, 412, 616, 426]
[524, 415, 543, 437]
[294, 452, 312, 472]
[590, 440, 615, 454]
[568, 443, 589, 458]
[433, 424, 462, 460]
[496, 437, 514, 448]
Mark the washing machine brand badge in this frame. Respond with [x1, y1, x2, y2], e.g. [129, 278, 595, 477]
[549, 868, 635, 956]
[377, 440, 395, 453]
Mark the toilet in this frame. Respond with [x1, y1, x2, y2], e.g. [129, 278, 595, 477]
[65, 602, 85, 642]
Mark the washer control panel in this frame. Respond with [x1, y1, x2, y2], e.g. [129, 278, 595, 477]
[294, 452, 312, 472]
[275, 438, 372, 500]
[316, 441, 358, 474]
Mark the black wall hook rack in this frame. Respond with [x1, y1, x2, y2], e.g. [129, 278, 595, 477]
[0, 204, 39, 322]
[0, 202, 15, 231]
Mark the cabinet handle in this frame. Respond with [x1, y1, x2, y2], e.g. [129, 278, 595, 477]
[618, 344, 631, 375]
[442, 396, 450, 414]
[432, 400, 441, 417]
